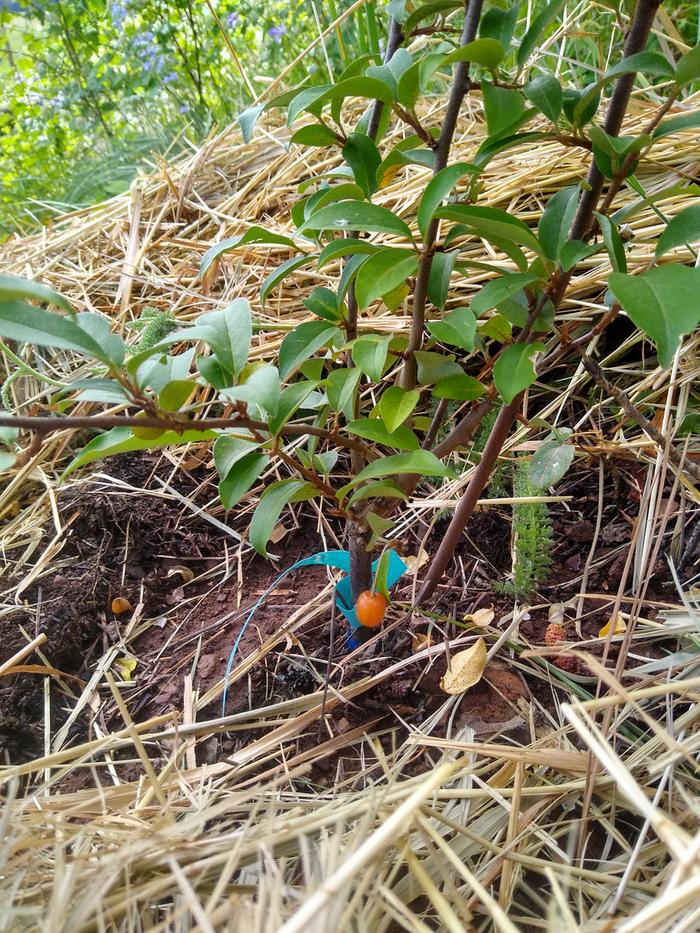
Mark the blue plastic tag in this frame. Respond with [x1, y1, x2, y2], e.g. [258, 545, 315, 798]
[221, 548, 408, 712]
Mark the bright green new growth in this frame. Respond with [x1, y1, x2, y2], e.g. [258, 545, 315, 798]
[496, 459, 553, 599]
[128, 307, 179, 354]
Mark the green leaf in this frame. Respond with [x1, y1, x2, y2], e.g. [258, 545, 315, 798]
[354, 249, 418, 309]
[0, 274, 73, 313]
[0, 413, 18, 446]
[517, 0, 565, 70]
[575, 52, 674, 126]
[180, 299, 252, 380]
[482, 83, 527, 138]
[434, 204, 542, 254]
[347, 479, 408, 507]
[200, 227, 297, 278]
[427, 250, 458, 310]
[656, 204, 700, 257]
[379, 386, 420, 433]
[608, 266, 700, 368]
[317, 237, 380, 269]
[524, 73, 563, 124]
[342, 132, 381, 198]
[268, 379, 321, 434]
[62, 426, 218, 479]
[588, 126, 649, 179]
[433, 374, 486, 400]
[220, 452, 268, 509]
[594, 212, 627, 273]
[471, 272, 539, 316]
[559, 239, 599, 271]
[474, 130, 552, 170]
[0, 301, 120, 367]
[538, 186, 579, 261]
[341, 449, 453, 492]
[366, 511, 395, 547]
[197, 354, 229, 390]
[260, 255, 314, 306]
[250, 480, 316, 556]
[493, 342, 545, 403]
[214, 434, 261, 481]
[0, 451, 15, 472]
[352, 334, 394, 381]
[417, 163, 479, 238]
[299, 200, 413, 239]
[415, 350, 463, 385]
[279, 322, 339, 380]
[159, 380, 194, 412]
[562, 85, 599, 128]
[479, 314, 512, 342]
[290, 124, 339, 147]
[676, 44, 700, 86]
[442, 38, 506, 70]
[480, 3, 520, 48]
[304, 286, 342, 322]
[221, 365, 281, 416]
[238, 103, 266, 143]
[529, 438, 575, 489]
[404, 0, 461, 32]
[303, 183, 367, 221]
[346, 417, 419, 450]
[652, 110, 700, 140]
[326, 366, 362, 419]
[288, 77, 395, 124]
[427, 306, 478, 351]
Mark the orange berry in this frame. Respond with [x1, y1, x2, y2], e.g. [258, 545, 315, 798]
[111, 597, 133, 615]
[355, 591, 388, 629]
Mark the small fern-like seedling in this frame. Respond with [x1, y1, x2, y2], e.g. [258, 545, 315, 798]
[128, 306, 178, 354]
[495, 458, 553, 599]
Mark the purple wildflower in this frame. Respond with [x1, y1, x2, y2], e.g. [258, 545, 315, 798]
[164, 72, 178, 84]
[179, 103, 190, 113]
[226, 11, 238, 28]
[268, 24, 287, 43]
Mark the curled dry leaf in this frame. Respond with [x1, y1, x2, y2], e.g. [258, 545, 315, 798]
[114, 657, 137, 682]
[412, 632, 434, 653]
[463, 607, 495, 626]
[167, 565, 195, 583]
[111, 597, 133, 615]
[440, 637, 488, 695]
[404, 549, 430, 572]
[599, 615, 626, 638]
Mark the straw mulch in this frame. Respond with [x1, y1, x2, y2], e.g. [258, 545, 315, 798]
[1, 85, 700, 931]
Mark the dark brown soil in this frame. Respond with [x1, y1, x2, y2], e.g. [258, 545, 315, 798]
[0, 451, 683, 783]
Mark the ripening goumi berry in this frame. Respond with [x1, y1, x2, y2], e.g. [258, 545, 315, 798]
[355, 591, 388, 629]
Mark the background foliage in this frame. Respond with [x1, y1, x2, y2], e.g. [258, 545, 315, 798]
[0, 0, 381, 235]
